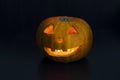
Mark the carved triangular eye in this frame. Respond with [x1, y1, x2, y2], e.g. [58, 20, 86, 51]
[68, 27, 77, 34]
[44, 25, 54, 34]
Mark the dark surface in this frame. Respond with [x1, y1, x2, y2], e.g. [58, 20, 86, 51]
[0, 0, 120, 80]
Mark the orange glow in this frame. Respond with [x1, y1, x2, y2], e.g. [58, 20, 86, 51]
[68, 27, 77, 34]
[57, 38, 63, 43]
[44, 46, 79, 57]
[44, 25, 54, 34]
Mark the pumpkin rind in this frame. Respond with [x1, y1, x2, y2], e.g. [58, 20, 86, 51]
[36, 16, 93, 63]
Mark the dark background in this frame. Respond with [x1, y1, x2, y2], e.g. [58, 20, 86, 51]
[0, 0, 120, 80]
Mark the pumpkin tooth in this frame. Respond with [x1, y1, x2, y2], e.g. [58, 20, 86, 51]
[51, 48, 55, 51]
[55, 49, 63, 53]
[62, 49, 67, 52]
[54, 49, 75, 52]
[62, 48, 67, 52]
[54, 49, 74, 52]
[67, 49, 72, 52]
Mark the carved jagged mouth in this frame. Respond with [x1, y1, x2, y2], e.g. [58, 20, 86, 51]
[44, 47, 79, 56]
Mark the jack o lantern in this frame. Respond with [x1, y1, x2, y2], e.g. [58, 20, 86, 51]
[36, 16, 93, 63]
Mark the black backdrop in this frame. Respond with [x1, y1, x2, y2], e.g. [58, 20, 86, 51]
[0, 0, 120, 80]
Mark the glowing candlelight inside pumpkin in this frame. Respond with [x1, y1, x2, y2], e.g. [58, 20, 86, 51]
[36, 16, 93, 63]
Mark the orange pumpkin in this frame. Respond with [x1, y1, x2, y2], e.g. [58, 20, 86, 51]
[36, 16, 93, 63]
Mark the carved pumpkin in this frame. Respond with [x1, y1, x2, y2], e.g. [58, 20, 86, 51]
[36, 16, 93, 63]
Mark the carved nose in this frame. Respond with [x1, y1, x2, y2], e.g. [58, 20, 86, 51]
[57, 38, 63, 43]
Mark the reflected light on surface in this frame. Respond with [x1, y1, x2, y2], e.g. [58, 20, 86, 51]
[38, 58, 91, 80]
